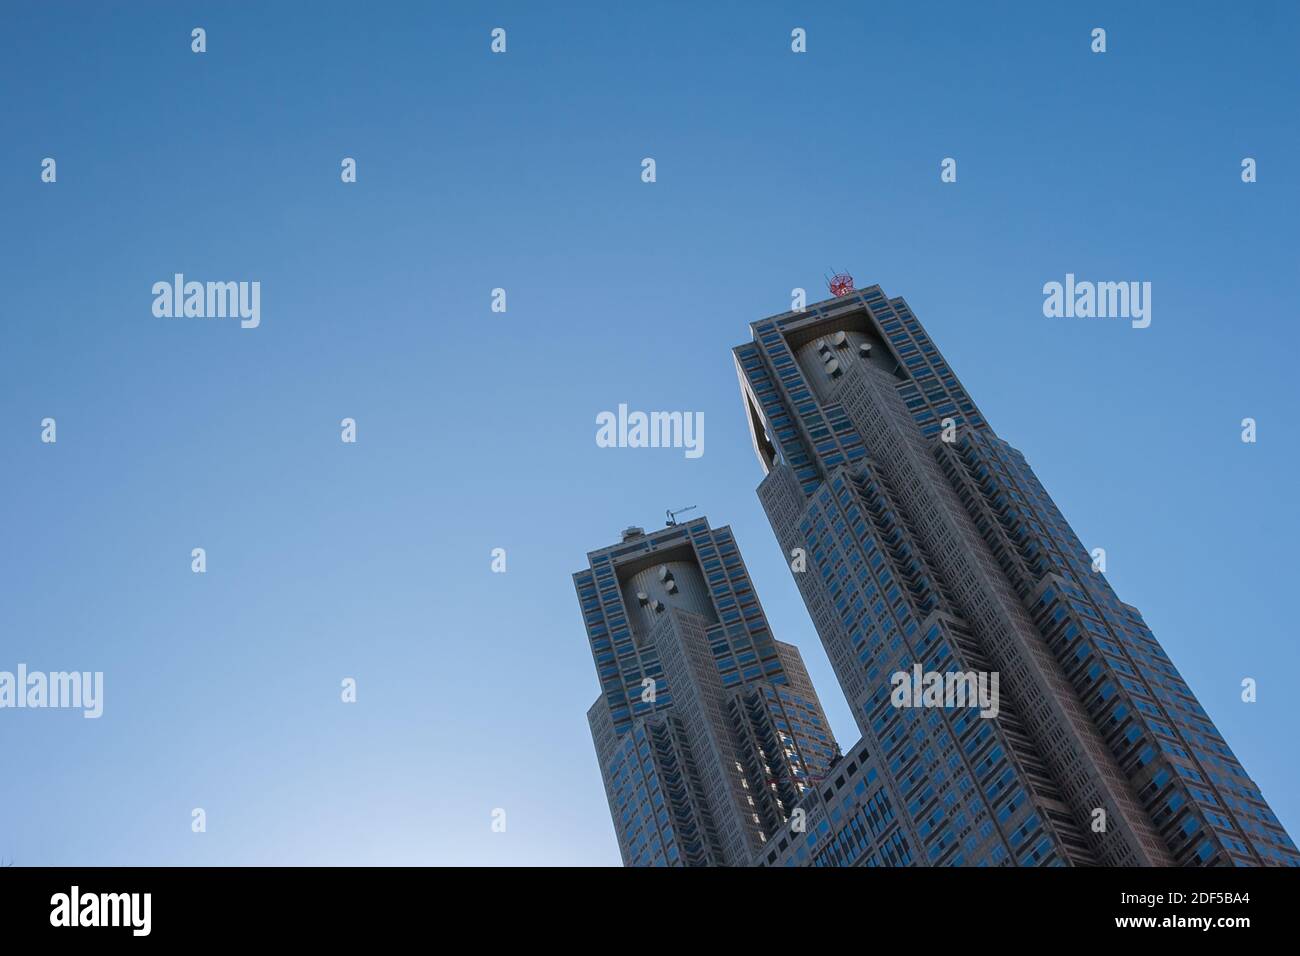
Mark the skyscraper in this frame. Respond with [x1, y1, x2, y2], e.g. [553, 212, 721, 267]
[733, 282, 1299, 867]
[575, 518, 839, 865]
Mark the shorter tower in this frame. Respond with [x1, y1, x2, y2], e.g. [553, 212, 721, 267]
[575, 517, 839, 865]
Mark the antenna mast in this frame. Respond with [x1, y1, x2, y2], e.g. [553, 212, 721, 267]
[665, 505, 698, 526]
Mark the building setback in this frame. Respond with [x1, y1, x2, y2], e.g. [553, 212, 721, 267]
[733, 282, 1299, 867]
[575, 518, 840, 865]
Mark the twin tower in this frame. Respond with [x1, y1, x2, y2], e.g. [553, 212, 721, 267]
[573, 282, 1298, 868]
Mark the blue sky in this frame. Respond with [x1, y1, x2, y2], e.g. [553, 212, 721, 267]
[1, 1, 1296, 865]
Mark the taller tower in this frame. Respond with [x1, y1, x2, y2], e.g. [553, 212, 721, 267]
[575, 518, 838, 866]
[733, 282, 1298, 867]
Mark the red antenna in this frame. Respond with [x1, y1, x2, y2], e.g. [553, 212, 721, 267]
[827, 270, 854, 297]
